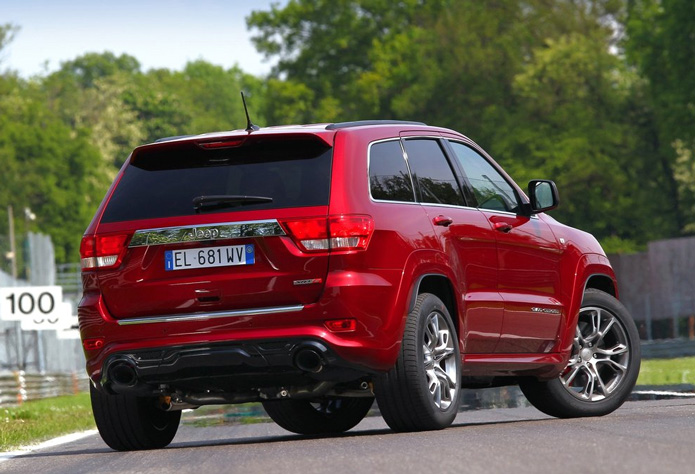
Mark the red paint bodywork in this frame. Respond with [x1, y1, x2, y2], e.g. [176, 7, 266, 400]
[79, 123, 617, 386]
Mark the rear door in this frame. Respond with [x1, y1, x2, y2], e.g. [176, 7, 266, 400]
[401, 137, 503, 353]
[95, 134, 334, 320]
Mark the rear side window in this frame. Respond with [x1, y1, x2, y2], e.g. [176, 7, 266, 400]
[403, 139, 464, 206]
[369, 140, 415, 202]
[101, 137, 332, 222]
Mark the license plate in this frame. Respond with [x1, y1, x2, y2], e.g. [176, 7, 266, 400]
[164, 244, 255, 271]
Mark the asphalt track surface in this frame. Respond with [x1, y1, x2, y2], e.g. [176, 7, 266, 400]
[2, 398, 695, 474]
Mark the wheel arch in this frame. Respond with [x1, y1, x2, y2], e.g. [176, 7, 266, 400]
[557, 254, 619, 357]
[410, 273, 459, 338]
[584, 273, 617, 298]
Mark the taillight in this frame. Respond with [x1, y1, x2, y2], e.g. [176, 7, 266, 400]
[282, 218, 329, 251]
[80, 234, 130, 270]
[329, 215, 374, 250]
[281, 215, 374, 253]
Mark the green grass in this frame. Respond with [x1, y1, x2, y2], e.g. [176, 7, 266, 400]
[0, 393, 95, 452]
[637, 357, 695, 386]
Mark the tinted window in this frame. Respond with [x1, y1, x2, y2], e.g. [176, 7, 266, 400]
[369, 140, 415, 202]
[102, 138, 332, 222]
[403, 139, 464, 206]
[448, 141, 519, 213]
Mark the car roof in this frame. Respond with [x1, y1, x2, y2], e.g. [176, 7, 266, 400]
[153, 121, 431, 143]
[140, 120, 464, 155]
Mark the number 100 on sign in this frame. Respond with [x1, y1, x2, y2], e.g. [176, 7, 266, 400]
[0, 286, 63, 321]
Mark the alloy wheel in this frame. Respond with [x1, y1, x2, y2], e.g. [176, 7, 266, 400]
[560, 306, 631, 401]
[422, 311, 458, 409]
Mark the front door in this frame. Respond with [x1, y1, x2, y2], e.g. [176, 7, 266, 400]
[445, 140, 564, 353]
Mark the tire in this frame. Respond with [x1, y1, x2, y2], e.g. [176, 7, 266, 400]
[519, 289, 641, 418]
[90, 384, 181, 451]
[374, 293, 462, 432]
[261, 397, 374, 435]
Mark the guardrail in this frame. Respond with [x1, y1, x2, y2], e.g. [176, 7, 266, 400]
[56, 263, 82, 295]
[641, 339, 695, 359]
[0, 372, 89, 406]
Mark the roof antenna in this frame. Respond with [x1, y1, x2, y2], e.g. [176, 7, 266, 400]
[241, 92, 260, 132]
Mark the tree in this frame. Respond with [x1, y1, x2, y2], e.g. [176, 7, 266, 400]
[148, 61, 252, 133]
[248, 0, 447, 121]
[57, 52, 141, 89]
[0, 23, 19, 67]
[495, 31, 673, 246]
[626, 0, 695, 233]
[41, 53, 148, 169]
[0, 81, 106, 263]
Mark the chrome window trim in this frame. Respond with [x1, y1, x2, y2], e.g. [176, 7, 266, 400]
[370, 198, 423, 206]
[116, 304, 304, 325]
[419, 202, 479, 211]
[129, 219, 286, 247]
[405, 202, 539, 219]
[480, 208, 539, 219]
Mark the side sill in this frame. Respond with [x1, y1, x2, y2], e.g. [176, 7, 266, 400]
[461, 352, 566, 378]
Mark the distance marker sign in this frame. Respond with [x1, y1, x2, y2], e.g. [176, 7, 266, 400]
[0, 286, 72, 330]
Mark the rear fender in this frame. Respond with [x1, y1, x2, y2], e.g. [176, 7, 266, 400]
[386, 250, 461, 358]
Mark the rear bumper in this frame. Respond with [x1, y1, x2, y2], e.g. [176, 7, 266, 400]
[78, 278, 405, 388]
[100, 338, 372, 396]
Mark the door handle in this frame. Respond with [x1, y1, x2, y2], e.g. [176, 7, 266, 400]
[433, 215, 453, 227]
[493, 222, 513, 233]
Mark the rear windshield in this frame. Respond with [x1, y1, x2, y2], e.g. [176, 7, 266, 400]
[101, 137, 332, 222]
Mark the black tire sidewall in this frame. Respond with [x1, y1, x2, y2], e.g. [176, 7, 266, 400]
[523, 289, 641, 418]
[262, 397, 374, 435]
[90, 384, 180, 450]
[405, 293, 462, 427]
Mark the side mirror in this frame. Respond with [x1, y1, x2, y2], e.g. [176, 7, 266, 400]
[528, 180, 559, 213]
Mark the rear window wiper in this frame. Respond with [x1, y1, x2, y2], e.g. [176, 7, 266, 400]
[193, 195, 273, 212]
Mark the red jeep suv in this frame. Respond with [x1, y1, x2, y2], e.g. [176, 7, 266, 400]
[79, 120, 640, 450]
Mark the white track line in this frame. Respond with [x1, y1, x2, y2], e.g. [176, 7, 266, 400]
[0, 429, 98, 463]
[632, 390, 695, 397]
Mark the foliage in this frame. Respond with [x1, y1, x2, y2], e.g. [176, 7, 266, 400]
[625, 0, 695, 233]
[626, 0, 695, 144]
[496, 31, 671, 243]
[150, 61, 249, 134]
[0, 78, 106, 264]
[0, 393, 94, 451]
[0, 23, 20, 66]
[0, 1, 694, 261]
[248, 0, 434, 119]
